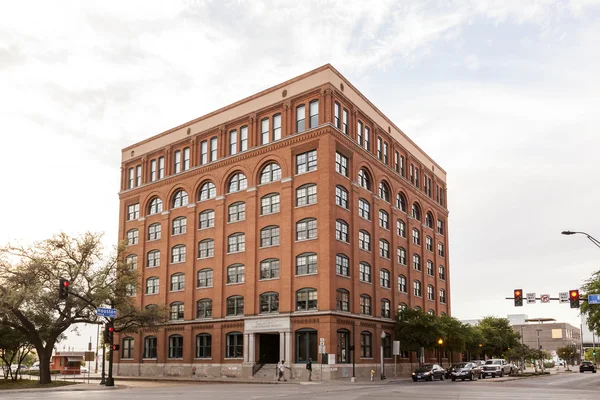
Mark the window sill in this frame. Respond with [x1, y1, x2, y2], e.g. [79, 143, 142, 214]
[358, 215, 371, 223]
[295, 168, 318, 177]
[259, 277, 280, 282]
[227, 219, 245, 225]
[171, 260, 186, 265]
[295, 272, 318, 277]
[127, 242, 139, 246]
[359, 280, 372, 285]
[295, 237, 318, 243]
[170, 289, 185, 293]
[194, 358, 213, 361]
[359, 248, 372, 253]
[227, 250, 246, 255]
[121, 358, 134, 360]
[336, 204, 350, 211]
[336, 239, 350, 245]
[259, 244, 280, 249]
[167, 358, 184, 360]
[142, 358, 158, 361]
[296, 202, 317, 209]
[146, 265, 160, 269]
[224, 358, 244, 360]
[226, 282, 245, 286]
[148, 238, 161, 243]
[145, 293, 159, 296]
[198, 226, 215, 231]
[173, 231, 187, 236]
[295, 309, 318, 313]
[197, 256, 215, 260]
[260, 211, 281, 217]
[196, 286, 213, 290]
[195, 317, 212, 320]
[381, 286, 391, 291]
[336, 274, 351, 279]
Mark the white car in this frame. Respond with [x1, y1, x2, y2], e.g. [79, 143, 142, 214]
[482, 359, 512, 378]
[80, 366, 89, 373]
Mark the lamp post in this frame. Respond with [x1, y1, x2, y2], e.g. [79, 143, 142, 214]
[438, 339, 444, 367]
[478, 343, 483, 360]
[561, 231, 600, 249]
[380, 331, 386, 380]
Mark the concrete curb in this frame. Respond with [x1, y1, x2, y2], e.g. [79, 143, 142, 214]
[0, 383, 122, 394]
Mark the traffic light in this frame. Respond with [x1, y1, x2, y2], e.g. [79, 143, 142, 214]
[58, 278, 70, 299]
[514, 289, 523, 307]
[111, 344, 120, 351]
[104, 322, 115, 344]
[569, 290, 580, 309]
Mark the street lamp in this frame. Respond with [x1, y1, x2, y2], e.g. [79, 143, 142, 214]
[561, 231, 600, 249]
[438, 339, 444, 367]
[380, 331, 386, 380]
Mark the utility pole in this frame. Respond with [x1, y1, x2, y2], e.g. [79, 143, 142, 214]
[95, 324, 99, 373]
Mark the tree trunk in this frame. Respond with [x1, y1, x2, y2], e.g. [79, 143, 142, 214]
[38, 350, 52, 384]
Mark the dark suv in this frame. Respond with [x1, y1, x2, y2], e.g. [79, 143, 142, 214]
[579, 361, 597, 373]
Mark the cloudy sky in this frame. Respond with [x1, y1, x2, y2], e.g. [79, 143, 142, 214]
[2, 0, 600, 352]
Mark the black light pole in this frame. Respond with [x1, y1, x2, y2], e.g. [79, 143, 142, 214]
[561, 231, 600, 249]
[100, 338, 106, 385]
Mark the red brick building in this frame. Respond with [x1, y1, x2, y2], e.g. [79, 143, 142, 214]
[115, 64, 450, 380]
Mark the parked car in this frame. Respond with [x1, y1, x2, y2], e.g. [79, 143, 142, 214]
[412, 364, 446, 381]
[450, 362, 481, 381]
[444, 364, 461, 379]
[10, 365, 28, 372]
[80, 366, 89, 373]
[482, 359, 512, 378]
[579, 361, 597, 373]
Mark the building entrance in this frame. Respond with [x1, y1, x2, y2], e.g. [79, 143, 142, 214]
[258, 333, 280, 364]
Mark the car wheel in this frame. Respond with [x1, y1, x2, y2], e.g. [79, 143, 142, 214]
[461, 378, 465, 381]
[499, 370, 504, 378]
[451, 377, 456, 382]
[440, 374, 444, 381]
[469, 373, 474, 381]
[427, 376, 433, 381]
[580, 371, 584, 373]
[481, 374, 485, 379]
[412, 378, 418, 382]
[593, 370, 597, 373]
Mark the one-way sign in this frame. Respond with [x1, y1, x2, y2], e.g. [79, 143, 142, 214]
[559, 292, 569, 304]
[526, 293, 536, 304]
[96, 307, 117, 318]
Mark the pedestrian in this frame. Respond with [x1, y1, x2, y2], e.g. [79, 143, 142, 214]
[306, 358, 312, 381]
[277, 360, 287, 382]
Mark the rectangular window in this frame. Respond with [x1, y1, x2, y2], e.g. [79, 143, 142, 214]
[240, 126, 248, 151]
[336, 255, 349, 276]
[261, 194, 280, 214]
[309, 100, 318, 128]
[296, 105, 305, 132]
[410, 164, 414, 184]
[415, 167, 419, 188]
[335, 186, 348, 208]
[296, 185, 317, 207]
[128, 168, 134, 189]
[261, 118, 269, 144]
[199, 210, 215, 228]
[383, 142, 389, 164]
[437, 220, 445, 235]
[394, 152, 399, 173]
[158, 156, 165, 179]
[174, 150, 181, 174]
[361, 333, 372, 358]
[342, 109, 348, 135]
[183, 147, 190, 171]
[210, 137, 217, 161]
[400, 156, 405, 177]
[364, 127, 370, 151]
[136, 165, 142, 187]
[357, 121, 363, 146]
[127, 204, 139, 221]
[296, 150, 317, 174]
[229, 130, 237, 155]
[334, 102, 340, 129]
[273, 114, 281, 141]
[359, 263, 371, 282]
[377, 138, 382, 160]
[150, 159, 157, 182]
[335, 152, 348, 176]
[200, 140, 208, 165]
[144, 337, 157, 359]
[398, 247, 406, 265]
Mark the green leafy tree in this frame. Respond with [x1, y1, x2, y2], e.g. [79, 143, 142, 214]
[464, 324, 486, 360]
[477, 316, 520, 358]
[0, 324, 34, 380]
[0, 232, 167, 385]
[581, 270, 600, 336]
[438, 315, 468, 364]
[583, 348, 598, 362]
[556, 344, 577, 370]
[395, 308, 442, 363]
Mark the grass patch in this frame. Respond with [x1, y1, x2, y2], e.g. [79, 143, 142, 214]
[0, 379, 77, 390]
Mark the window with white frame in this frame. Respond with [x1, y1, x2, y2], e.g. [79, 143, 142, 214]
[397, 219, 406, 237]
[309, 100, 319, 128]
[148, 198, 163, 215]
[296, 184, 317, 207]
[198, 182, 216, 201]
[183, 147, 190, 170]
[439, 265, 446, 280]
[396, 193, 406, 212]
[335, 152, 348, 176]
[413, 254, 421, 271]
[240, 126, 248, 151]
[228, 173, 247, 193]
[357, 169, 371, 190]
[229, 129, 238, 155]
[261, 118, 269, 144]
[296, 218, 317, 241]
[427, 260, 434, 276]
[158, 156, 165, 179]
[172, 190, 189, 208]
[174, 150, 181, 174]
[440, 289, 447, 304]
[200, 140, 208, 165]
[199, 209, 215, 229]
[426, 236, 433, 251]
[379, 239, 390, 258]
[227, 233, 245, 253]
[414, 280, 422, 297]
[438, 242, 445, 257]
[260, 163, 282, 184]
[379, 210, 389, 229]
[378, 181, 390, 202]
[272, 114, 281, 141]
[427, 285, 435, 301]
[210, 137, 217, 161]
[296, 105, 306, 133]
[412, 228, 421, 245]
[398, 247, 406, 265]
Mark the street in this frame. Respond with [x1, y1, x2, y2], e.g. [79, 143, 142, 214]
[2, 372, 599, 400]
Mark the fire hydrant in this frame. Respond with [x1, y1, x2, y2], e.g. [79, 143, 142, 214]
[370, 370, 375, 381]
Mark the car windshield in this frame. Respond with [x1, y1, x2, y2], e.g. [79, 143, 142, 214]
[416, 365, 433, 372]
[485, 360, 502, 365]
[457, 363, 471, 368]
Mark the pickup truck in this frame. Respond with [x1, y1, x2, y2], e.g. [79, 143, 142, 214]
[481, 359, 512, 378]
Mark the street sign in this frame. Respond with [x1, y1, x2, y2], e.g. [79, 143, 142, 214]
[540, 294, 550, 303]
[96, 307, 117, 318]
[526, 293, 536, 304]
[588, 294, 600, 304]
[319, 344, 326, 354]
[393, 341, 400, 356]
[559, 292, 569, 304]
[319, 337, 325, 344]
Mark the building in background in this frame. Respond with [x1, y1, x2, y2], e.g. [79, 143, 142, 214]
[115, 64, 450, 380]
[512, 318, 581, 363]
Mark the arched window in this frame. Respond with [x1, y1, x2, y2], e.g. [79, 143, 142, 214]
[196, 333, 211, 358]
[425, 212, 433, 228]
[396, 192, 407, 212]
[378, 181, 390, 202]
[411, 203, 421, 220]
[148, 197, 163, 215]
[226, 264, 245, 284]
[440, 289, 447, 304]
[336, 254, 350, 276]
[358, 230, 371, 251]
[148, 223, 161, 240]
[259, 292, 279, 313]
[379, 210, 389, 230]
[169, 302, 184, 320]
[335, 219, 349, 242]
[295, 328, 317, 363]
[425, 236, 433, 251]
[414, 280, 422, 297]
[427, 260, 434, 276]
[379, 239, 390, 259]
[427, 285, 435, 300]
[260, 163, 282, 184]
[260, 258, 280, 280]
[198, 181, 216, 201]
[296, 184, 317, 206]
[170, 273, 185, 291]
[360, 294, 372, 315]
[146, 250, 160, 268]
[172, 217, 187, 235]
[198, 239, 215, 258]
[441, 312, 447, 316]
[168, 334, 183, 358]
[126, 229, 138, 245]
[412, 228, 421, 245]
[335, 185, 349, 208]
[397, 219, 406, 237]
[261, 193, 280, 215]
[380, 269, 390, 288]
[172, 190, 188, 208]
[413, 254, 421, 271]
[398, 246, 406, 265]
[357, 169, 371, 190]
[381, 299, 391, 319]
[126, 254, 137, 270]
[171, 244, 186, 263]
[199, 209, 215, 229]
[226, 332, 243, 358]
[336, 289, 350, 311]
[260, 226, 280, 247]
[197, 268, 213, 288]
[143, 336, 157, 359]
[415, 306, 422, 311]
[296, 253, 317, 275]
[398, 303, 408, 313]
[296, 288, 317, 311]
[145, 277, 159, 294]
[227, 233, 245, 253]
[122, 337, 134, 359]
[360, 331, 372, 358]
[337, 329, 350, 363]
[228, 202, 245, 223]
[296, 218, 317, 241]
[398, 275, 407, 293]
[439, 265, 446, 280]
[226, 296, 244, 316]
[358, 198, 370, 220]
[359, 262, 371, 283]
[428, 309, 435, 316]
[296, 104, 306, 133]
[196, 299, 212, 318]
[228, 172, 247, 193]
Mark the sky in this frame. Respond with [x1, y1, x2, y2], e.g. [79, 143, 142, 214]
[2, 0, 600, 353]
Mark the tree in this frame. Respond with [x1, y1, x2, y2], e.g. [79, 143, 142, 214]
[477, 316, 520, 358]
[438, 315, 468, 364]
[0, 324, 34, 380]
[0, 232, 167, 384]
[395, 309, 442, 363]
[583, 348, 598, 362]
[581, 270, 600, 336]
[556, 344, 577, 371]
[464, 324, 486, 361]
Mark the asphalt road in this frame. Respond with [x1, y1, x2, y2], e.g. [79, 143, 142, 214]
[2, 372, 599, 400]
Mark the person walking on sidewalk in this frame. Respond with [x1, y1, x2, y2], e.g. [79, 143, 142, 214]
[277, 360, 288, 382]
[306, 358, 313, 381]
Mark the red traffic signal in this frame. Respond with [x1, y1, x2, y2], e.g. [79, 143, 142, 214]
[58, 278, 70, 299]
[514, 289, 523, 307]
[111, 344, 120, 351]
[569, 290, 580, 308]
[108, 327, 115, 333]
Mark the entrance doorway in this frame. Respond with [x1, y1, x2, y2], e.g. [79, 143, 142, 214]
[258, 333, 280, 364]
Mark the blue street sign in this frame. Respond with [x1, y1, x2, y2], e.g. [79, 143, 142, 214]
[588, 294, 600, 305]
[96, 307, 117, 318]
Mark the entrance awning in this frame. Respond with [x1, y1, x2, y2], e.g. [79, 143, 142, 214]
[66, 357, 83, 363]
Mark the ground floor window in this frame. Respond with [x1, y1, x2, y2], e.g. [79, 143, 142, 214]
[143, 336, 157, 359]
[360, 331, 372, 358]
[295, 328, 318, 363]
[196, 333, 211, 359]
[383, 333, 392, 358]
[168, 335, 183, 359]
[226, 332, 243, 358]
[337, 329, 350, 363]
[121, 337, 134, 359]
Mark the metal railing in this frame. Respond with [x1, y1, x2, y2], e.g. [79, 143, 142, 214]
[252, 354, 268, 376]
